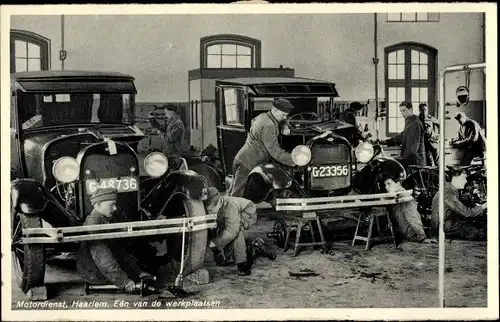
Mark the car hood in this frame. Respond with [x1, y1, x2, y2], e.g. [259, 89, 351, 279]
[287, 119, 355, 135]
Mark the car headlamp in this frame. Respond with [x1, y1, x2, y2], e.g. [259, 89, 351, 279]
[291, 145, 312, 166]
[52, 156, 79, 183]
[144, 152, 169, 178]
[355, 142, 375, 163]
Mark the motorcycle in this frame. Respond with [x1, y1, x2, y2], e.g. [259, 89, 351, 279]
[459, 159, 487, 207]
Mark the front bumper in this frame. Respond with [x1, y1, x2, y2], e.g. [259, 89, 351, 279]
[274, 190, 414, 212]
[22, 214, 217, 244]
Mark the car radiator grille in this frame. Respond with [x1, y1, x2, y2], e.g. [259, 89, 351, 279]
[309, 142, 351, 191]
[80, 147, 139, 220]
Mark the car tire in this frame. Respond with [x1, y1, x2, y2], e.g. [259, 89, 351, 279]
[11, 212, 46, 294]
[188, 163, 224, 191]
[157, 198, 208, 287]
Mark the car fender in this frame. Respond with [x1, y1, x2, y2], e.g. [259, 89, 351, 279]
[244, 164, 293, 203]
[140, 169, 209, 219]
[10, 178, 80, 227]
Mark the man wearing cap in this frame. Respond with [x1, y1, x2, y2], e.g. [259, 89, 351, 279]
[229, 98, 296, 197]
[340, 101, 365, 146]
[205, 187, 259, 276]
[430, 166, 487, 240]
[380, 163, 436, 245]
[149, 104, 186, 170]
[378, 101, 426, 168]
[418, 103, 440, 167]
[450, 112, 486, 165]
[77, 188, 152, 293]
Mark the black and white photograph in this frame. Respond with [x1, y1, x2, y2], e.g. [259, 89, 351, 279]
[1, 3, 498, 321]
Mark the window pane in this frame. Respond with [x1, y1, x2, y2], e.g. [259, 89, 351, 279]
[397, 87, 405, 101]
[221, 55, 237, 68]
[237, 55, 252, 68]
[207, 54, 221, 68]
[222, 44, 237, 55]
[389, 102, 398, 117]
[389, 87, 397, 101]
[389, 118, 398, 133]
[411, 50, 419, 63]
[416, 12, 429, 21]
[207, 45, 221, 54]
[27, 58, 41, 71]
[15, 40, 27, 57]
[420, 88, 428, 102]
[420, 52, 428, 64]
[397, 50, 405, 64]
[15, 58, 27, 72]
[397, 64, 405, 79]
[402, 13, 416, 21]
[237, 45, 251, 55]
[387, 13, 401, 21]
[397, 120, 405, 132]
[411, 65, 420, 80]
[388, 65, 397, 79]
[420, 65, 428, 79]
[428, 13, 439, 21]
[412, 87, 420, 102]
[28, 43, 41, 58]
[388, 52, 396, 64]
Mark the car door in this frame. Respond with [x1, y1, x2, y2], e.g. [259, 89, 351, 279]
[216, 85, 247, 175]
[11, 90, 23, 179]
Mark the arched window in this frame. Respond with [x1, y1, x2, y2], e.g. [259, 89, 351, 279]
[385, 42, 437, 135]
[10, 30, 50, 73]
[200, 34, 261, 69]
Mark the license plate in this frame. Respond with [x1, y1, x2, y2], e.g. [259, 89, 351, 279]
[311, 165, 349, 178]
[85, 177, 138, 195]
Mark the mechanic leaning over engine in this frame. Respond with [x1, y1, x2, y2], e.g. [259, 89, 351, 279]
[229, 98, 296, 197]
[378, 101, 426, 167]
[430, 166, 487, 241]
[76, 188, 153, 293]
[450, 112, 486, 166]
[381, 163, 436, 245]
[205, 187, 258, 276]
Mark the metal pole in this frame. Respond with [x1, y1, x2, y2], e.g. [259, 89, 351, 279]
[373, 13, 379, 140]
[438, 62, 486, 308]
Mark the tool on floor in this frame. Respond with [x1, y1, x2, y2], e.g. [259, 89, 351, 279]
[84, 276, 157, 297]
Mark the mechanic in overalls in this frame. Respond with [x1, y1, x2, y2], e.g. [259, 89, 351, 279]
[229, 98, 296, 197]
[77, 188, 153, 293]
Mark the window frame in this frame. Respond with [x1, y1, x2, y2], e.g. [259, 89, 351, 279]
[386, 13, 440, 22]
[10, 29, 51, 73]
[200, 34, 261, 69]
[384, 42, 438, 136]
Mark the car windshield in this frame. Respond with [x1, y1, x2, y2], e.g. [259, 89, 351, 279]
[17, 93, 133, 130]
[251, 96, 334, 120]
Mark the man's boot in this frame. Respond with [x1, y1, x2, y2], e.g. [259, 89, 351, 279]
[237, 262, 251, 276]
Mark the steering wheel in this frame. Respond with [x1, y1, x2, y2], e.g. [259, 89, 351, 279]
[288, 112, 322, 122]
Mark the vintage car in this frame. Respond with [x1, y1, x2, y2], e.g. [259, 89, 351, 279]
[10, 71, 216, 296]
[212, 77, 437, 228]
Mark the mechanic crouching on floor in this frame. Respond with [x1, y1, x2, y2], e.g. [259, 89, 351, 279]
[381, 164, 436, 245]
[430, 166, 487, 241]
[229, 98, 296, 197]
[76, 188, 153, 292]
[205, 187, 258, 276]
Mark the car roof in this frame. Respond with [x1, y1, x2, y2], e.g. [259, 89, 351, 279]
[216, 77, 335, 86]
[11, 70, 135, 81]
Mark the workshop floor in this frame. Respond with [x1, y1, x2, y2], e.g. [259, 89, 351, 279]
[10, 216, 487, 309]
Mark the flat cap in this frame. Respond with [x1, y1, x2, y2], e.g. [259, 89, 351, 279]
[90, 188, 118, 206]
[272, 99, 295, 114]
[454, 112, 466, 120]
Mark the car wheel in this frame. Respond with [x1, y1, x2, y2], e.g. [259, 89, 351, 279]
[156, 196, 208, 287]
[188, 163, 224, 191]
[11, 212, 46, 293]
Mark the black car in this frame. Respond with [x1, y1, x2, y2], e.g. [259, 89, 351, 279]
[213, 77, 419, 213]
[10, 71, 216, 296]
